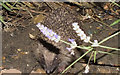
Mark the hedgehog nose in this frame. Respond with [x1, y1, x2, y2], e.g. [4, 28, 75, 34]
[46, 68, 54, 74]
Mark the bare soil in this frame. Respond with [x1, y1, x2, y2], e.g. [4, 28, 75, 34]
[1, 2, 120, 74]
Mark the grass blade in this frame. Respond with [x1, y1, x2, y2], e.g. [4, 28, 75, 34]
[0, 16, 6, 24]
[61, 48, 93, 74]
[110, 19, 120, 26]
[94, 51, 97, 63]
[1, 2, 12, 11]
[112, 2, 120, 7]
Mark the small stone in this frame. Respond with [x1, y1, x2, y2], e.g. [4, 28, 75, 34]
[24, 52, 29, 54]
[2, 56, 6, 60]
[29, 33, 36, 39]
[98, 61, 103, 64]
[116, 68, 119, 71]
[27, 64, 29, 67]
[17, 49, 22, 51]
[82, 64, 87, 67]
[30, 68, 46, 74]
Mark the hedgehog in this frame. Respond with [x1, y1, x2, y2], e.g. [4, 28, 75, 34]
[33, 6, 88, 74]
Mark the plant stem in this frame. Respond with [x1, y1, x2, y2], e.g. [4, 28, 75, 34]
[60, 40, 71, 45]
[99, 31, 120, 44]
[61, 48, 93, 74]
[76, 46, 91, 50]
[60, 40, 90, 50]
[87, 51, 94, 65]
[94, 51, 97, 63]
[98, 45, 120, 51]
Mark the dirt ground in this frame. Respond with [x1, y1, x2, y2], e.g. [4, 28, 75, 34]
[1, 2, 120, 74]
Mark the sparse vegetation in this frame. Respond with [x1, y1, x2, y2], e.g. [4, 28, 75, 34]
[1, 1, 120, 74]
